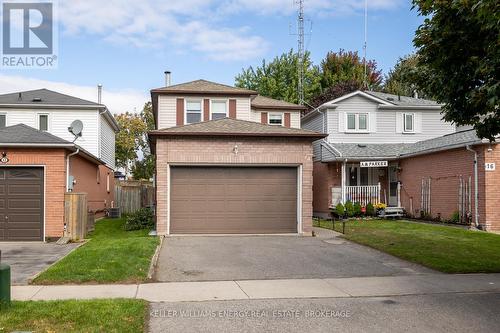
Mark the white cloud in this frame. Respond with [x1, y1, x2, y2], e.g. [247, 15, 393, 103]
[57, 0, 400, 61]
[0, 74, 148, 114]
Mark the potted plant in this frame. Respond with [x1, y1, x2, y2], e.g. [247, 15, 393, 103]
[375, 203, 387, 217]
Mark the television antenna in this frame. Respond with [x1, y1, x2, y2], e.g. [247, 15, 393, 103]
[68, 120, 83, 142]
[363, 0, 368, 89]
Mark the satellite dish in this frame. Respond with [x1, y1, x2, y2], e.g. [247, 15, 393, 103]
[68, 120, 83, 141]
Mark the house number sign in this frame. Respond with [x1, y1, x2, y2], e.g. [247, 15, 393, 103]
[0, 152, 8, 164]
[360, 161, 388, 168]
[485, 163, 496, 171]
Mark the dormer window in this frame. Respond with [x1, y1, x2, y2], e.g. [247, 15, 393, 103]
[211, 100, 227, 120]
[268, 113, 283, 126]
[185, 100, 202, 124]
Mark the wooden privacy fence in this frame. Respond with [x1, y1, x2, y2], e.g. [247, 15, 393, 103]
[115, 180, 155, 214]
[64, 193, 95, 241]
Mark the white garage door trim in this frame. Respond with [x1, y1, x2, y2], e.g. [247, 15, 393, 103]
[166, 163, 303, 235]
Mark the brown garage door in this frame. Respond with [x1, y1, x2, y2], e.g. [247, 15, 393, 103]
[170, 166, 297, 234]
[0, 167, 44, 241]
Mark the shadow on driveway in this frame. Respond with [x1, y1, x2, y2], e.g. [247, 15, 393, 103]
[0, 242, 80, 285]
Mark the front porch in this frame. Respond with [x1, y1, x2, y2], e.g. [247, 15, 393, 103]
[331, 161, 402, 208]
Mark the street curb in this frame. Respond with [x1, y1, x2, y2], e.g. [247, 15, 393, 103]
[148, 236, 164, 280]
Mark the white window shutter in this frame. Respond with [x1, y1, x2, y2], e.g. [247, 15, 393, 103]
[369, 112, 377, 132]
[415, 112, 423, 133]
[338, 111, 344, 132]
[395, 113, 403, 133]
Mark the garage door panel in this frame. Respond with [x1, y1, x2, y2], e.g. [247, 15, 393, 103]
[0, 167, 44, 241]
[170, 166, 297, 234]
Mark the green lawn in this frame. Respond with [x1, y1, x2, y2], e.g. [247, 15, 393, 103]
[314, 219, 500, 273]
[0, 299, 146, 333]
[33, 217, 159, 284]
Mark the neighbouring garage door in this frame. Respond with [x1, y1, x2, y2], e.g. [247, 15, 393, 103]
[0, 167, 44, 241]
[170, 166, 298, 234]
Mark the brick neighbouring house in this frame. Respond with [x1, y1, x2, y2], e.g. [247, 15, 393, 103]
[149, 78, 325, 235]
[0, 89, 118, 241]
[302, 90, 499, 232]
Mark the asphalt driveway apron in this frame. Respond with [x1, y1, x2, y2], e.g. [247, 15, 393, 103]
[0, 242, 80, 285]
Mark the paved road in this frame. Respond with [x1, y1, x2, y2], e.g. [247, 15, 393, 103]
[156, 229, 433, 282]
[0, 242, 80, 284]
[149, 292, 500, 333]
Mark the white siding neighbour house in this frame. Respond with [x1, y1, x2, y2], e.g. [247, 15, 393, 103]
[0, 89, 119, 169]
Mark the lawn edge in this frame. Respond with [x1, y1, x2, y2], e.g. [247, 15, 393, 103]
[147, 235, 164, 280]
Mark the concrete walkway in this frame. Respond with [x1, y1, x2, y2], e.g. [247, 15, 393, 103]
[12, 273, 500, 302]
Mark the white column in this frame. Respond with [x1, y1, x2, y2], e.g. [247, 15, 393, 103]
[341, 161, 346, 203]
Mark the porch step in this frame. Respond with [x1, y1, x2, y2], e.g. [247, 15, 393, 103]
[380, 207, 404, 218]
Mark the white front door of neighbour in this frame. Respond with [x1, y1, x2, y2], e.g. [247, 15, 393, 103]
[388, 166, 398, 207]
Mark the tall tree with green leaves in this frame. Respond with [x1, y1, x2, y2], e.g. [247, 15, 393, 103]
[319, 49, 383, 91]
[115, 102, 155, 178]
[235, 49, 321, 105]
[412, 0, 500, 140]
[384, 54, 425, 98]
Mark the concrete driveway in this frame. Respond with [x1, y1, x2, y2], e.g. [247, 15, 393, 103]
[0, 242, 80, 285]
[155, 228, 433, 282]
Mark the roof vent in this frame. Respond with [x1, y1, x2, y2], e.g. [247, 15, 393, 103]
[32, 97, 42, 102]
[387, 97, 394, 101]
[358, 144, 367, 148]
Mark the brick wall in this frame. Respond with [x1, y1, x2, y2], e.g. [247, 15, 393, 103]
[312, 161, 342, 217]
[155, 136, 314, 235]
[71, 155, 115, 218]
[1, 148, 66, 238]
[484, 144, 500, 232]
[398, 146, 491, 229]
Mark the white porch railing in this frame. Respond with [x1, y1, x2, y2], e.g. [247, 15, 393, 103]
[344, 183, 381, 206]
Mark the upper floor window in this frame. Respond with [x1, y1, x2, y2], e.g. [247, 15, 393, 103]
[269, 113, 283, 126]
[211, 100, 227, 120]
[346, 113, 368, 132]
[186, 100, 202, 124]
[403, 113, 414, 133]
[0, 114, 5, 128]
[38, 114, 49, 131]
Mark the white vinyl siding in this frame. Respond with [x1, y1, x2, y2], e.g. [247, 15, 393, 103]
[100, 115, 116, 168]
[236, 98, 251, 121]
[1, 108, 101, 157]
[157, 95, 177, 129]
[325, 94, 455, 144]
[302, 111, 325, 133]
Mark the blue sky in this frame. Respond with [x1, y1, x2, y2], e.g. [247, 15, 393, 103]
[0, 0, 424, 113]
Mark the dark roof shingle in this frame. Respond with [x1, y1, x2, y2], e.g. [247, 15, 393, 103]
[251, 95, 306, 110]
[0, 124, 73, 144]
[365, 91, 440, 106]
[149, 118, 325, 138]
[0, 89, 102, 106]
[151, 80, 257, 95]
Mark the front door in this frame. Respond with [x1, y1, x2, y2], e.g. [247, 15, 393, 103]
[388, 166, 398, 206]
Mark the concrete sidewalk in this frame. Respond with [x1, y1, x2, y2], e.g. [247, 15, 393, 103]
[13, 273, 500, 302]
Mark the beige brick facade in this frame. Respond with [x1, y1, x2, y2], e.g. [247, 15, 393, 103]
[155, 136, 314, 235]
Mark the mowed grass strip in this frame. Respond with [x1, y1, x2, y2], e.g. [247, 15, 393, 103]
[0, 299, 147, 333]
[315, 219, 500, 273]
[33, 217, 159, 284]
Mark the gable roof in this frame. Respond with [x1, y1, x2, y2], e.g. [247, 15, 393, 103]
[251, 95, 306, 111]
[149, 117, 326, 139]
[0, 123, 74, 145]
[364, 91, 440, 107]
[321, 129, 489, 161]
[151, 79, 257, 95]
[0, 89, 102, 106]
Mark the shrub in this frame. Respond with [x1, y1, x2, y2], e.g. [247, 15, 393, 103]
[366, 202, 375, 216]
[123, 208, 154, 231]
[334, 203, 345, 218]
[353, 202, 362, 216]
[345, 201, 355, 217]
[449, 211, 460, 223]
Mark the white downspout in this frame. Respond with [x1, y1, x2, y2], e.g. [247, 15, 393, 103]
[466, 145, 480, 228]
[66, 148, 80, 192]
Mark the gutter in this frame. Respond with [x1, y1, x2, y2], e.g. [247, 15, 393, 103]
[466, 145, 480, 228]
[66, 148, 80, 192]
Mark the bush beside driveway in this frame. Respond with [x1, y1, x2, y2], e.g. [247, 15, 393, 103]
[315, 219, 500, 273]
[33, 218, 159, 284]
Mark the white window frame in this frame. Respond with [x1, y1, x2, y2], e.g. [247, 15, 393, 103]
[0, 113, 7, 128]
[184, 99, 202, 124]
[37, 113, 50, 131]
[268, 113, 283, 126]
[345, 113, 369, 133]
[403, 113, 415, 133]
[210, 99, 228, 120]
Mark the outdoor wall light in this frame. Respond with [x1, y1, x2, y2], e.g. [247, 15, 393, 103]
[233, 145, 239, 155]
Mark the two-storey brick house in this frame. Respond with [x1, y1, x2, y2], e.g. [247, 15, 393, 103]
[149, 79, 325, 235]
